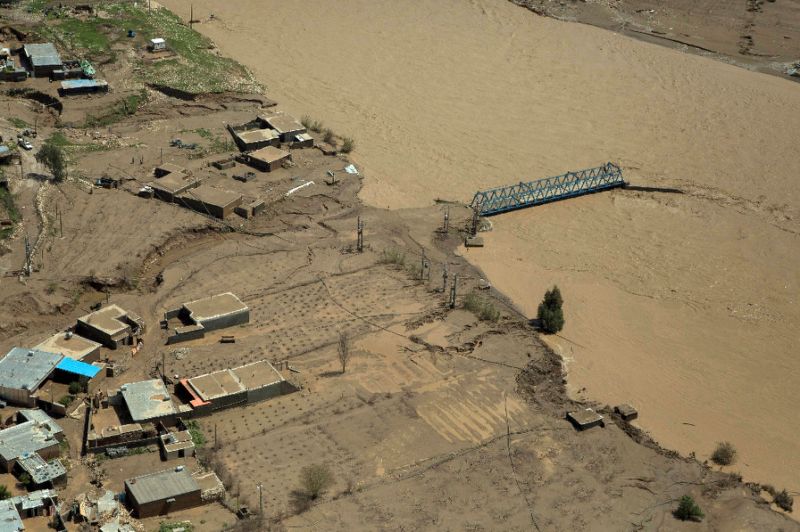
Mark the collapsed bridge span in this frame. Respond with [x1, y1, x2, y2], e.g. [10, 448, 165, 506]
[470, 162, 625, 216]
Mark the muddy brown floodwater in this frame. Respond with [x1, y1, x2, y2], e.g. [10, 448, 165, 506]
[160, 0, 800, 491]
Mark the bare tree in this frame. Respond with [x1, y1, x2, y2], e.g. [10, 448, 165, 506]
[338, 331, 351, 373]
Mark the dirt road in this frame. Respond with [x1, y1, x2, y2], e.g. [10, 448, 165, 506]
[160, 0, 800, 491]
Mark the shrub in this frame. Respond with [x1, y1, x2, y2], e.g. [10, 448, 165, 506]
[464, 292, 500, 322]
[380, 248, 406, 267]
[674, 495, 704, 521]
[18, 473, 32, 487]
[322, 128, 335, 144]
[340, 137, 355, 153]
[58, 395, 74, 407]
[300, 463, 333, 500]
[711, 441, 737, 466]
[68, 381, 82, 395]
[301, 115, 312, 129]
[537, 286, 564, 333]
[309, 119, 324, 133]
[0, 484, 9, 500]
[774, 489, 793, 512]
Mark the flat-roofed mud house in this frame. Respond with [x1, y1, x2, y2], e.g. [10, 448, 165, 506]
[154, 163, 189, 179]
[0, 348, 63, 406]
[119, 379, 178, 426]
[164, 292, 249, 344]
[176, 185, 242, 219]
[259, 112, 307, 143]
[241, 146, 291, 172]
[76, 304, 144, 349]
[0, 409, 64, 472]
[227, 124, 280, 152]
[36, 331, 102, 362]
[22, 43, 62, 77]
[150, 171, 200, 203]
[177, 360, 293, 414]
[124, 467, 201, 518]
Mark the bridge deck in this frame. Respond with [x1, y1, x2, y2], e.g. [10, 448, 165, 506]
[470, 162, 624, 216]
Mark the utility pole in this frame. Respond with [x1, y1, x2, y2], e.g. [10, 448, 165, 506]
[471, 207, 479, 237]
[356, 216, 364, 253]
[442, 263, 448, 293]
[23, 234, 31, 276]
[257, 482, 263, 517]
[443, 206, 450, 233]
[190, 5, 194, 29]
[449, 273, 458, 309]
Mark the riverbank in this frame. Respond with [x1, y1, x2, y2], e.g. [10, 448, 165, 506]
[159, 0, 800, 494]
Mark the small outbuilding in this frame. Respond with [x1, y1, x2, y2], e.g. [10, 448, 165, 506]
[159, 430, 195, 461]
[58, 79, 109, 96]
[16, 452, 66, 487]
[153, 163, 187, 179]
[148, 38, 166, 52]
[241, 146, 291, 172]
[124, 467, 202, 518]
[566, 408, 604, 431]
[0, 499, 23, 531]
[76, 304, 145, 349]
[614, 403, 638, 421]
[164, 292, 249, 344]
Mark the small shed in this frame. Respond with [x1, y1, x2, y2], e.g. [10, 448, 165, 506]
[614, 404, 638, 421]
[148, 38, 166, 52]
[242, 146, 291, 172]
[59, 79, 109, 96]
[566, 408, 604, 431]
[124, 467, 202, 518]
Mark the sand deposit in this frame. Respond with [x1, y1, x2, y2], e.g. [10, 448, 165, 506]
[162, 0, 800, 491]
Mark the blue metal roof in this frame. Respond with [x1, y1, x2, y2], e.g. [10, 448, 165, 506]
[60, 79, 108, 90]
[56, 357, 101, 379]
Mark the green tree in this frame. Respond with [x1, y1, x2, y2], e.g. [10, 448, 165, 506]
[35, 142, 67, 182]
[0, 484, 9, 500]
[537, 285, 565, 334]
[674, 495, 704, 521]
[68, 381, 82, 395]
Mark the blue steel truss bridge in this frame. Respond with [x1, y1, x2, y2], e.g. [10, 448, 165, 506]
[470, 162, 625, 216]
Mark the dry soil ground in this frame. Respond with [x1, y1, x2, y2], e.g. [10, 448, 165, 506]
[159, 0, 800, 495]
[0, 1, 798, 530]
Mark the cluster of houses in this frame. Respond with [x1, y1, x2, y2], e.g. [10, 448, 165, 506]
[0, 292, 295, 528]
[143, 110, 315, 221]
[0, 41, 107, 95]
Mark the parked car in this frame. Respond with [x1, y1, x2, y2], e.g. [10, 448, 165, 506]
[17, 137, 33, 150]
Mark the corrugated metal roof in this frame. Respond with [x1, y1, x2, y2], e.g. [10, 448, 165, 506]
[125, 468, 199, 505]
[0, 499, 23, 531]
[0, 347, 63, 392]
[18, 453, 66, 484]
[56, 356, 101, 378]
[0, 418, 62, 462]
